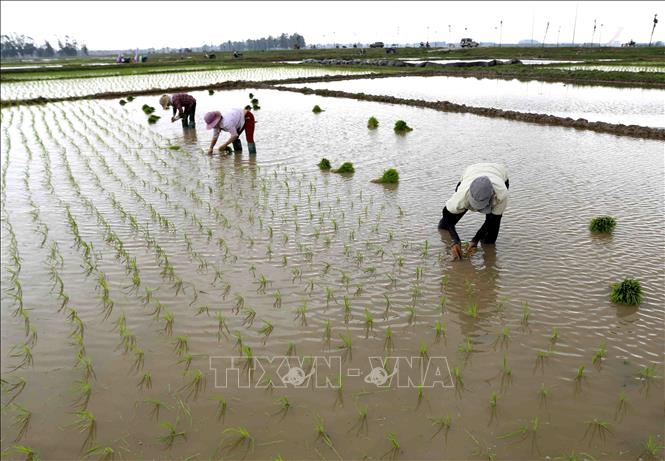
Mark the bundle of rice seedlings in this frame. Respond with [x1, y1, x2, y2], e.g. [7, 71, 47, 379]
[589, 216, 617, 234]
[312, 105, 324, 113]
[331, 162, 354, 174]
[394, 120, 413, 133]
[609, 278, 642, 305]
[142, 104, 155, 114]
[148, 115, 160, 124]
[371, 168, 399, 184]
[367, 116, 379, 129]
[318, 158, 331, 170]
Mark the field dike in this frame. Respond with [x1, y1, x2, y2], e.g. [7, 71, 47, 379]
[2, 75, 664, 140]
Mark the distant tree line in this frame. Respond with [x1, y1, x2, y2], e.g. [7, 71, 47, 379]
[218, 33, 306, 51]
[1, 33, 88, 58]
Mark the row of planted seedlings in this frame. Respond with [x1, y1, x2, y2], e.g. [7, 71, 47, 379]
[3, 102, 224, 457]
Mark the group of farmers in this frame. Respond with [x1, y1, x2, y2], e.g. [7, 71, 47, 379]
[158, 92, 510, 261]
[159, 92, 257, 155]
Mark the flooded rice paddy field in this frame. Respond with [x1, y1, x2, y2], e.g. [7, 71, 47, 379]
[1, 88, 663, 461]
[0, 67, 369, 102]
[284, 76, 665, 128]
[553, 64, 665, 73]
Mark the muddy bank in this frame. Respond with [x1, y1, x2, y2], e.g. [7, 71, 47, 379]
[301, 58, 521, 68]
[272, 85, 665, 140]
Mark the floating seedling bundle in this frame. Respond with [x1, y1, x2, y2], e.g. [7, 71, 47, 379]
[142, 104, 156, 115]
[331, 162, 354, 174]
[312, 105, 324, 114]
[367, 116, 379, 129]
[318, 158, 331, 170]
[589, 216, 617, 233]
[371, 168, 399, 184]
[394, 120, 413, 134]
[609, 278, 643, 305]
[147, 115, 160, 124]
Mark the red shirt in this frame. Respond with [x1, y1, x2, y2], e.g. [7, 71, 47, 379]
[171, 93, 196, 115]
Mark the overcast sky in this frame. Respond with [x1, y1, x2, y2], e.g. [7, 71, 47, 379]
[1, 1, 662, 50]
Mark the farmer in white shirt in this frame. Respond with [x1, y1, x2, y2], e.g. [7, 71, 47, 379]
[205, 108, 256, 155]
[438, 163, 510, 260]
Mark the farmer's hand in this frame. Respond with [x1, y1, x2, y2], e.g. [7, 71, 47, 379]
[171, 116, 176, 123]
[207, 148, 213, 156]
[218, 144, 228, 152]
[465, 241, 478, 258]
[451, 243, 463, 261]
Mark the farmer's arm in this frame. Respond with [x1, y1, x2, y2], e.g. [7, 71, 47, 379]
[217, 128, 239, 150]
[207, 129, 221, 154]
[469, 179, 509, 251]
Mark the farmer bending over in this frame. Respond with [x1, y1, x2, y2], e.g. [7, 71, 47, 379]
[438, 163, 509, 260]
[160, 93, 196, 128]
[205, 108, 257, 155]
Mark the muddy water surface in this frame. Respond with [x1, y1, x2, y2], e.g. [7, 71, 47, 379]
[1, 89, 663, 460]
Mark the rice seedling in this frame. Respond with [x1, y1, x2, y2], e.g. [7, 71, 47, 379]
[212, 395, 227, 421]
[141, 398, 170, 421]
[641, 435, 665, 459]
[452, 366, 464, 388]
[83, 445, 120, 461]
[259, 320, 274, 341]
[465, 302, 478, 319]
[9, 344, 33, 371]
[458, 338, 473, 355]
[234, 294, 245, 314]
[385, 432, 401, 460]
[137, 372, 152, 390]
[2, 376, 27, 405]
[592, 342, 607, 365]
[367, 116, 379, 129]
[142, 104, 155, 114]
[384, 326, 395, 352]
[295, 303, 308, 326]
[242, 308, 257, 327]
[171, 334, 189, 357]
[158, 420, 187, 449]
[553, 451, 597, 461]
[72, 409, 97, 449]
[434, 321, 446, 340]
[161, 311, 174, 336]
[331, 162, 355, 174]
[9, 444, 40, 461]
[286, 341, 296, 357]
[438, 295, 447, 312]
[500, 356, 512, 388]
[10, 404, 32, 441]
[75, 355, 96, 381]
[430, 415, 452, 439]
[588, 216, 616, 234]
[406, 306, 417, 325]
[312, 105, 324, 113]
[575, 366, 586, 381]
[130, 347, 145, 373]
[219, 426, 254, 454]
[521, 301, 530, 325]
[371, 168, 399, 184]
[583, 418, 612, 442]
[318, 158, 331, 170]
[393, 120, 413, 134]
[489, 391, 499, 412]
[338, 334, 353, 360]
[609, 278, 643, 305]
[147, 115, 161, 124]
[419, 342, 429, 359]
[638, 365, 658, 381]
[498, 416, 540, 446]
[364, 309, 374, 336]
[180, 369, 206, 400]
[119, 99, 127, 105]
[550, 327, 559, 343]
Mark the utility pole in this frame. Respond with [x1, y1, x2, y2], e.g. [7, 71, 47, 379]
[499, 20, 503, 48]
[543, 21, 550, 47]
[591, 19, 596, 47]
[572, 2, 579, 46]
[649, 14, 658, 46]
[557, 25, 561, 47]
[598, 23, 604, 47]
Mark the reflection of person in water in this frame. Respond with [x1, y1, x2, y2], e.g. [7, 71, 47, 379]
[438, 163, 510, 260]
[182, 127, 198, 146]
